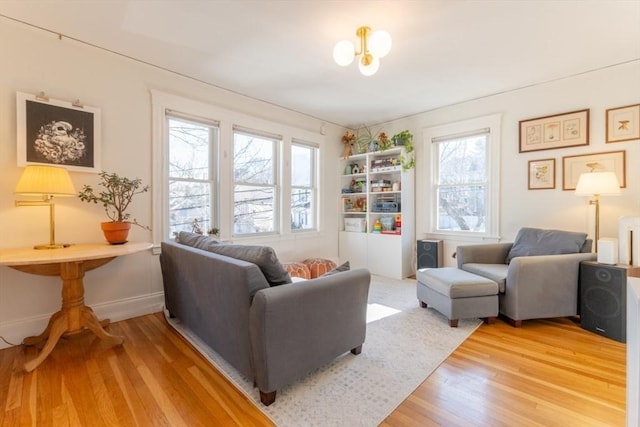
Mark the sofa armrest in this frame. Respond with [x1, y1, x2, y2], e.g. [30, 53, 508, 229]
[501, 252, 596, 321]
[249, 268, 371, 397]
[456, 243, 513, 268]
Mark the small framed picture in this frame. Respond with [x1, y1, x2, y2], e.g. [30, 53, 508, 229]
[16, 91, 101, 172]
[606, 104, 640, 143]
[562, 150, 626, 190]
[528, 158, 555, 190]
[519, 109, 589, 153]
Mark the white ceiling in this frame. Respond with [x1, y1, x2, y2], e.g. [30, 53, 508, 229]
[1, 1, 639, 128]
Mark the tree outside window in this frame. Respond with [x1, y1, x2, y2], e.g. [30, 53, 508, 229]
[291, 142, 317, 231]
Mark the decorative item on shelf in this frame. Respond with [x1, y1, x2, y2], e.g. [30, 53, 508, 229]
[351, 164, 360, 174]
[333, 26, 392, 76]
[392, 130, 415, 170]
[341, 130, 356, 158]
[575, 163, 621, 252]
[377, 132, 392, 151]
[355, 126, 382, 154]
[14, 165, 76, 249]
[372, 219, 382, 233]
[344, 163, 352, 175]
[207, 227, 219, 237]
[78, 171, 150, 245]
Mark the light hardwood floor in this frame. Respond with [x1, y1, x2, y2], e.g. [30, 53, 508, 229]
[0, 313, 625, 426]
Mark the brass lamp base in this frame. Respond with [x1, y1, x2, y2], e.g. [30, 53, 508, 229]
[34, 243, 72, 250]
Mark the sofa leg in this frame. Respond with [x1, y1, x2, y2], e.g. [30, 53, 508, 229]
[449, 319, 459, 327]
[351, 345, 362, 355]
[419, 300, 427, 308]
[484, 316, 496, 325]
[260, 390, 277, 406]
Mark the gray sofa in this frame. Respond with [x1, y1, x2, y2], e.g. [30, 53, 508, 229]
[159, 234, 370, 405]
[456, 228, 596, 326]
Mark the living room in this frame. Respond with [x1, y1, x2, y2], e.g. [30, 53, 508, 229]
[0, 1, 639, 425]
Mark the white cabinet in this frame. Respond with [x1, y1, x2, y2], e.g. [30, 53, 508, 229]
[338, 147, 414, 279]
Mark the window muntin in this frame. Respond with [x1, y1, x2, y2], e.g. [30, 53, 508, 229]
[291, 142, 317, 231]
[233, 130, 279, 235]
[167, 116, 217, 238]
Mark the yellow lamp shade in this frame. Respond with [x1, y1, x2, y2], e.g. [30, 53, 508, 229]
[15, 165, 76, 197]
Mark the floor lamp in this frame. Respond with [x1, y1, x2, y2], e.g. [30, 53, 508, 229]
[575, 169, 620, 252]
[15, 165, 76, 249]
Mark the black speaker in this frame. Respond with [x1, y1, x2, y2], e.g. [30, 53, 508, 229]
[580, 262, 626, 343]
[417, 240, 443, 269]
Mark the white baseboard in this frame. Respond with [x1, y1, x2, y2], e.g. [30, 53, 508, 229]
[0, 292, 165, 350]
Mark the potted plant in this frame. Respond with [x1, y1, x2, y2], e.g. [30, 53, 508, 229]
[78, 171, 150, 244]
[392, 130, 415, 170]
[207, 227, 219, 237]
[355, 126, 382, 154]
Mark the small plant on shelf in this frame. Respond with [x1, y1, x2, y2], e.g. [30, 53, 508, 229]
[392, 130, 415, 170]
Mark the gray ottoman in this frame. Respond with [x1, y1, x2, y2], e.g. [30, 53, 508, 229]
[417, 267, 499, 327]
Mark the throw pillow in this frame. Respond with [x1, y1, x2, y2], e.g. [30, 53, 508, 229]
[302, 258, 338, 278]
[321, 261, 350, 277]
[175, 231, 222, 250]
[204, 244, 292, 286]
[506, 227, 588, 263]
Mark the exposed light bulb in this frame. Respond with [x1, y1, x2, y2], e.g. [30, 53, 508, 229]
[333, 40, 355, 66]
[358, 55, 380, 76]
[369, 30, 392, 58]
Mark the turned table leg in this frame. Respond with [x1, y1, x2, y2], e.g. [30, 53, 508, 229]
[22, 259, 124, 372]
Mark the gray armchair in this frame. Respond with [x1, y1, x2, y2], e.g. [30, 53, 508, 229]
[456, 228, 596, 326]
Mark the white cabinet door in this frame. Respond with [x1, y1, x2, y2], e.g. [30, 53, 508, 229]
[367, 233, 402, 279]
[339, 231, 368, 270]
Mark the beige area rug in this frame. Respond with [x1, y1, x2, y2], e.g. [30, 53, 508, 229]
[166, 275, 482, 426]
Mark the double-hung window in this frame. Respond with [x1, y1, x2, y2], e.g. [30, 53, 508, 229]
[233, 127, 279, 235]
[426, 114, 501, 237]
[166, 112, 218, 237]
[291, 141, 318, 231]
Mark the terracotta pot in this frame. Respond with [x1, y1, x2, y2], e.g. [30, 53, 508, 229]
[100, 221, 131, 245]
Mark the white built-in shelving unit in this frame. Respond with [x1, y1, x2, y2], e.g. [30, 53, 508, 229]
[338, 147, 414, 279]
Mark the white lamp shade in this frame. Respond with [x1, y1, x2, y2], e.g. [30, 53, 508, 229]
[575, 171, 621, 196]
[333, 40, 355, 66]
[15, 165, 76, 197]
[369, 30, 392, 58]
[359, 55, 380, 76]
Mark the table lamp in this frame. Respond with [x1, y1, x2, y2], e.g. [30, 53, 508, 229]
[15, 165, 76, 249]
[575, 166, 620, 252]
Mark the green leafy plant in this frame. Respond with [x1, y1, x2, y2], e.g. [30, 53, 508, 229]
[207, 227, 219, 236]
[78, 171, 150, 229]
[355, 126, 382, 153]
[392, 130, 415, 170]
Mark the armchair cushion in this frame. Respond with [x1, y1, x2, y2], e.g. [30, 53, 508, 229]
[460, 263, 508, 293]
[506, 228, 588, 263]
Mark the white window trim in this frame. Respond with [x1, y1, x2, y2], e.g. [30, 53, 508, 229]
[291, 140, 319, 232]
[423, 113, 502, 240]
[151, 89, 324, 250]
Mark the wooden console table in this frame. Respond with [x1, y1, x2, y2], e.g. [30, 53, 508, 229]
[0, 242, 152, 372]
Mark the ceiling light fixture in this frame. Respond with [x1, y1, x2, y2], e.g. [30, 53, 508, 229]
[333, 26, 392, 76]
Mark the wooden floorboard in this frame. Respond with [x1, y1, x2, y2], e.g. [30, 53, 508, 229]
[0, 313, 625, 426]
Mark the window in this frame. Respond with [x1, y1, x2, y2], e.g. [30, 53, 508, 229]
[291, 141, 318, 231]
[233, 128, 279, 235]
[434, 131, 488, 232]
[167, 113, 218, 237]
[426, 114, 501, 237]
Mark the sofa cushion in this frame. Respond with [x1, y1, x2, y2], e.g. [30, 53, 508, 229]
[176, 232, 291, 286]
[321, 261, 350, 277]
[506, 228, 588, 264]
[460, 263, 508, 293]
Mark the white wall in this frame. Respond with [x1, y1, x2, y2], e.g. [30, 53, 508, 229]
[0, 19, 343, 348]
[379, 61, 640, 266]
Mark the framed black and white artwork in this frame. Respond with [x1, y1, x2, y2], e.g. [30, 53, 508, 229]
[16, 91, 101, 172]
